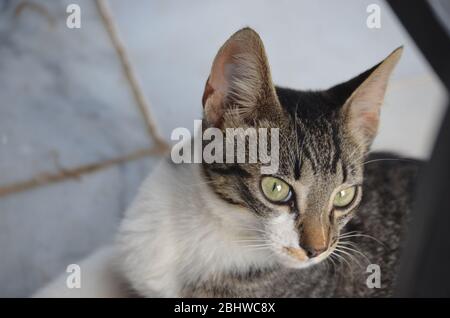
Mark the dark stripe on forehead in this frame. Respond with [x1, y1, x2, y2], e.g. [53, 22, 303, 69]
[325, 130, 334, 171]
[294, 123, 309, 176]
[302, 143, 317, 173]
[342, 160, 348, 183]
[331, 123, 342, 174]
[294, 158, 301, 180]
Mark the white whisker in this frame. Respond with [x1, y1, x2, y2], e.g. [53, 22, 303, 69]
[339, 233, 385, 247]
[337, 243, 371, 265]
[334, 247, 362, 269]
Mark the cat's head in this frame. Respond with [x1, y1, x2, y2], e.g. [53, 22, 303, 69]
[201, 28, 401, 269]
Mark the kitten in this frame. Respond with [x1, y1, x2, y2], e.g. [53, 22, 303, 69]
[34, 28, 420, 298]
[116, 28, 420, 297]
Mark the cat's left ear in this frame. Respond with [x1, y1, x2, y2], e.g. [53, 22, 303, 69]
[331, 47, 403, 146]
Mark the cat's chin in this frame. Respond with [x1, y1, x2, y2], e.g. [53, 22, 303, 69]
[279, 258, 326, 270]
[275, 248, 331, 270]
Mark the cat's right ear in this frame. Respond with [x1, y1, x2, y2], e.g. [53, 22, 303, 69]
[330, 47, 403, 146]
[202, 28, 279, 127]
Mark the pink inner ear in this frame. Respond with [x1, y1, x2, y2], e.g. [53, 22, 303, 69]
[202, 79, 224, 126]
[208, 41, 241, 97]
[346, 97, 381, 141]
[359, 110, 380, 136]
[205, 89, 225, 126]
[343, 47, 402, 144]
[202, 41, 242, 126]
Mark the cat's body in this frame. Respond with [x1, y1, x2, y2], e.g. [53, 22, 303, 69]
[35, 28, 419, 298]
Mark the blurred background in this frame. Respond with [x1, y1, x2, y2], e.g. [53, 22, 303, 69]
[0, 0, 448, 297]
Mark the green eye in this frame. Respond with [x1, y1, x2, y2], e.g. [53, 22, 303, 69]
[333, 186, 357, 208]
[261, 176, 292, 203]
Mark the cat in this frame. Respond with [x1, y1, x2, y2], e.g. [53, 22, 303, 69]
[116, 28, 420, 297]
[34, 27, 420, 297]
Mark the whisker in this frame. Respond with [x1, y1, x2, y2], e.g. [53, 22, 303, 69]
[328, 253, 343, 273]
[339, 230, 361, 237]
[240, 245, 274, 251]
[236, 227, 268, 234]
[334, 247, 363, 269]
[339, 233, 386, 247]
[236, 240, 273, 246]
[337, 243, 371, 265]
[332, 251, 357, 283]
[327, 254, 338, 273]
[363, 158, 416, 166]
[239, 243, 273, 247]
[233, 239, 268, 242]
[331, 250, 352, 271]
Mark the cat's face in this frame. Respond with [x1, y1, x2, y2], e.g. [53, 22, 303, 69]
[201, 28, 401, 269]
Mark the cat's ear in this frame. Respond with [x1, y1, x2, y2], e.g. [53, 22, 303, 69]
[202, 28, 279, 127]
[331, 47, 403, 145]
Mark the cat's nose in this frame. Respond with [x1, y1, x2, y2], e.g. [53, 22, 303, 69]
[303, 246, 327, 258]
[299, 217, 330, 258]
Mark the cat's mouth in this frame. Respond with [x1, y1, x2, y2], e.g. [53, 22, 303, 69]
[282, 246, 308, 261]
[279, 239, 338, 268]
